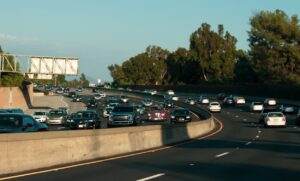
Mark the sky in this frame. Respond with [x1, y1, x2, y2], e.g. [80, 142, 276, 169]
[0, 0, 299, 82]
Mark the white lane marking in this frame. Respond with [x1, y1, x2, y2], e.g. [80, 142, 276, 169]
[293, 126, 297, 129]
[235, 115, 239, 118]
[227, 112, 230, 114]
[215, 152, 230, 158]
[256, 135, 260, 138]
[258, 130, 262, 133]
[189, 163, 195, 166]
[236, 147, 239, 150]
[137, 173, 165, 181]
[245, 142, 252, 146]
[243, 119, 247, 121]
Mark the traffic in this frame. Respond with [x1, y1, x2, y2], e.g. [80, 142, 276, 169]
[0, 87, 299, 134]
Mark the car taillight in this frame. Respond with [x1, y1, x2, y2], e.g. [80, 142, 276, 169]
[161, 113, 165, 116]
[282, 118, 286, 122]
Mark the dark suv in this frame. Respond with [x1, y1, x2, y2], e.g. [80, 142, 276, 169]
[108, 105, 139, 127]
[0, 114, 48, 133]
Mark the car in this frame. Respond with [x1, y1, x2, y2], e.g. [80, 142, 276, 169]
[223, 97, 234, 106]
[73, 95, 82, 102]
[163, 99, 174, 108]
[99, 91, 106, 98]
[87, 98, 98, 108]
[185, 98, 196, 105]
[66, 110, 100, 129]
[32, 111, 47, 123]
[134, 104, 146, 115]
[147, 106, 169, 122]
[263, 112, 286, 127]
[296, 109, 300, 125]
[166, 90, 175, 95]
[149, 89, 157, 95]
[108, 105, 139, 126]
[92, 88, 98, 93]
[233, 96, 246, 105]
[120, 95, 129, 103]
[76, 87, 83, 92]
[170, 109, 192, 123]
[208, 102, 221, 112]
[170, 95, 179, 101]
[279, 104, 295, 114]
[68, 91, 76, 98]
[58, 107, 69, 114]
[103, 106, 114, 118]
[143, 98, 153, 107]
[0, 113, 48, 133]
[56, 88, 64, 94]
[94, 93, 102, 100]
[63, 87, 70, 93]
[264, 98, 277, 106]
[217, 93, 226, 100]
[259, 107, 279, 123]
[46, 109, 68, 125]
[198, 95, 210, 104]
[249, 102, 264, 112]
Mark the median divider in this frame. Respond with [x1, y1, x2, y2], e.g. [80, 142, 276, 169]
[0, 91, 216, 176]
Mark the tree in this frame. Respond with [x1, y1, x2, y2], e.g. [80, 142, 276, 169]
[79, 73, 89, 87]
[248, 10, 300, 84]
[190, 23, 238, 82]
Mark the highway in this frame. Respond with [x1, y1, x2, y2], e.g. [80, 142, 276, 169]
[4, 92, 300, 181]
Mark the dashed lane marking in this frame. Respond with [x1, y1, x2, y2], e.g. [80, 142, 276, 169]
[137, 173, 165, 181]
[245, 142, 252, 146]
[215, 152, 230, 158]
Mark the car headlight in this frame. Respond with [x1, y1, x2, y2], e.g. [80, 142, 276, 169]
[88, 120, 95, 123]
[67, 119, 74, 123]
[186, 115, 191, 119]
[171, 115, 175, 119]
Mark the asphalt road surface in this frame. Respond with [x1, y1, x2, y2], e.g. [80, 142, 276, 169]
[4, 92, 300, 181]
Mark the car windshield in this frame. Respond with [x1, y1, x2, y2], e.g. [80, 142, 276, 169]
[174, 110, 189, 115]
[253, 102, 262, 105]
[113, 106, 134, 112]
[34, 112, 45, 115]
[0, 115, 21, 128]
[268, 113, 283, 117]
[6, 109, 24, 113]
[211, 103, 220, 106]
[49, 110, 64, 116]
[75, 112, 95, 119]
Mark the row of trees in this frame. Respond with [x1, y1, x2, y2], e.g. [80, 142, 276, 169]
[109, 10, 300, 85]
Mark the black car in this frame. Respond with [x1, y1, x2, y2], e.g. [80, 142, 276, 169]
[0, 113, 48, 133]
[68, 91, 76, 98]
[87, 98, 98, 108]
[163, 99, 174, 108]
[223, 97, 234, 106]
[73, 95, 82, 102]
[67, 110, 100, 129]
[170, 109, 192, 123]
[217, 93, 227, 100]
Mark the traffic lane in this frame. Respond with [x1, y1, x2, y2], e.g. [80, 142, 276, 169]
[8, 106, 267, 181]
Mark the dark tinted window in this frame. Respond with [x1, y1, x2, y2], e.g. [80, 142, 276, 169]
[173, 109, 189, 115]
[34, 112, 46, 115]
[0, 115, 22, 128]
[22, 116, 36, 126]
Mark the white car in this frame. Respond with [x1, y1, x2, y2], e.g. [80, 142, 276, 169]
[166, 90, 175, 95]
[149, 89, 157, 95]
[249, 102, 263, 112]
[208, 102, 221, 112]
[120, 96, 129, 103]
[264, 112, 286, 127]
[33, 111, 47, 123]
[99, 92, 106, 98]
[233, 97, 246, 105]
[198, 95, 209, 104]
[171, 96, 179, 101]
[264, 98, 276, 106]
[94, 94, 102, 100]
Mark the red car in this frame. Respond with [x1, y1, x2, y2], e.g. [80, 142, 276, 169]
[147, 107, 169, 122]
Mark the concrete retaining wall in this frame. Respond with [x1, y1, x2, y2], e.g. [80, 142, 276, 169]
[0, 84, 33, 110]
[0, 118, 215, 175]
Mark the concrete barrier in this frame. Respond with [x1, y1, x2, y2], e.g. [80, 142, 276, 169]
[0, 118, 215, 175]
